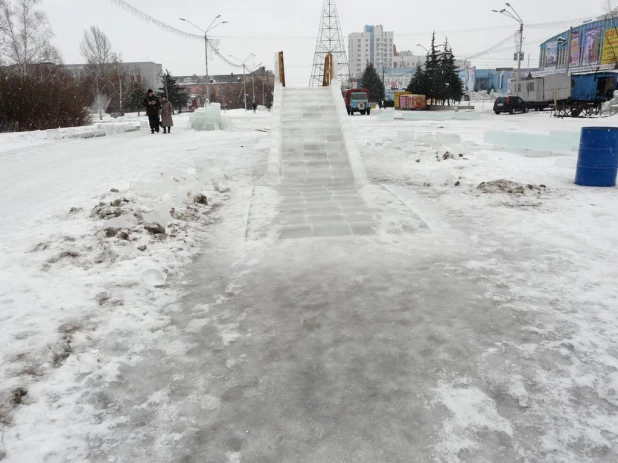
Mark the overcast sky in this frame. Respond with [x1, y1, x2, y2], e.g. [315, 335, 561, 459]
[44, 0, 603, 86]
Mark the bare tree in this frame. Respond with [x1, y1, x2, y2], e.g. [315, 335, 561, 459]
[0, 0, 59, 76]
[80, 26, 117, 78]
[79, 26, 119, 119]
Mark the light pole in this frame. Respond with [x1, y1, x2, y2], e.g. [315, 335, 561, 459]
[229, 53, 255, 111]
[492, 3, 524, 92]
[561, 29, 573, 73]
[180, 16, 227, 105]
[247, 63, 263, 106]
[416, 44, 429, 54]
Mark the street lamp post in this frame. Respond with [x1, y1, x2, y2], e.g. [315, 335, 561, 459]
[180, 16, 227, 105]
[492, 3, 524, 92]
[229, 53, 255, 111]
[415, 44, 429, 54]
[247, 63, 263, 106]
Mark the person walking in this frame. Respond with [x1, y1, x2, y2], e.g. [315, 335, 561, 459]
[252, 101, 257, 114]
[160, 95, 174, 134]
[143, 89, 161, 134]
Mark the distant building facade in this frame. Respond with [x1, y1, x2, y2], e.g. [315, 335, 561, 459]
[176, 67, 275, 109]
[63, 62, 163, 91]
[348, 25, 472, 100]
[348, 25, 394, 78]
[392, 49, 423, 70]
[457, 67, 539, 94]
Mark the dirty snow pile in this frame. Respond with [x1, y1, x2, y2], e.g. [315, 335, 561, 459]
[0, 115, 264, 459]
[0, 162, 232, 449]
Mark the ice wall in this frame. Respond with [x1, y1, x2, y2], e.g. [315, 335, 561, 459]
[484, 130, 579, 156]
[188, 104, 233, 131]
[329, 80, 368, 184]
[268, 81, 284, 183]
[46, 122, 140, 140]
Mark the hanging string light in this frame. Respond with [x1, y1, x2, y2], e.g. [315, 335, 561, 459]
[104, 0, 243, 68]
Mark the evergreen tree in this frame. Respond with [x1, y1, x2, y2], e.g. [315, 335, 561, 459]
[126, 80, 147, 113]
[438, 39, 451, 105]
[360, 62, 385, 103]
[439, 39, 464, 105]
[407, 63, 427, 95]
[424, 32, 441, 103]
[159, 70, 189, 110]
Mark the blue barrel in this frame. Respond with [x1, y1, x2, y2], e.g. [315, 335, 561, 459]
[575, 127, 618, 187]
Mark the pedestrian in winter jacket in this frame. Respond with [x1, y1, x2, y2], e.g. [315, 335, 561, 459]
[143, 89, 161, 134]
[160, 95, 174, 134]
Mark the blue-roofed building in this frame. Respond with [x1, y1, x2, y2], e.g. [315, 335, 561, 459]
[458, 68, 520, 94]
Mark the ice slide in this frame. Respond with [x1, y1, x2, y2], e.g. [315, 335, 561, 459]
[263, 82, 378, 239]
[268, 85, 367, 186]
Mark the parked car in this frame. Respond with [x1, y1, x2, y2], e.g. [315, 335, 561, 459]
[494, 96, 529, 114]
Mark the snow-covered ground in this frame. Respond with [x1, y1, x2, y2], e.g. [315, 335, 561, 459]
[1, 104, 618, 462]
[0, 110, 271, 460]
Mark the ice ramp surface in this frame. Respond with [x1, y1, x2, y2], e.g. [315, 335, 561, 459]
[250, 87, 422, 240]
[268, 86, 367, 185]
[254, 86, 372, 239]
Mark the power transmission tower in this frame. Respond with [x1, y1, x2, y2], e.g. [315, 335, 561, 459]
[309, 0, 350, 87]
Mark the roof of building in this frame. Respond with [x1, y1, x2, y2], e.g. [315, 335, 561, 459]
[176, 68, 274, 86]
[63, 62, 162, 69]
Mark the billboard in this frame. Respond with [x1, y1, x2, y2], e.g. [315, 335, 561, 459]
[385, 74, 412, 90]
[602, 28, 618, 65]
[545, 41, 558, 69]
[582, 27, 602, 66]
[569, 31, 582, 67]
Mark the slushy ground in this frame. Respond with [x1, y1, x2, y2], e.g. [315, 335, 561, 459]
[1, 106, 618, 462]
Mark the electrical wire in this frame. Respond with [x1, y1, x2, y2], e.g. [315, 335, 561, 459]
[206, 16, 590, 40]
[104, 0, 243, 68]
[466, 31, 519, 59]
[101, 2, 590, 42]
[103, 1, 589, 72]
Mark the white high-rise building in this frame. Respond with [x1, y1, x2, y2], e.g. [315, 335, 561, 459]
[348, 25, 394, 78]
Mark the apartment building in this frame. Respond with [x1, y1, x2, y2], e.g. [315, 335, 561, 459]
[348, 25, 394, 78]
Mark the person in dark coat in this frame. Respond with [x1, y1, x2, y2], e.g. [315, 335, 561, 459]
[143, 89, 161, 134]
[252, 101, 257, 113]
